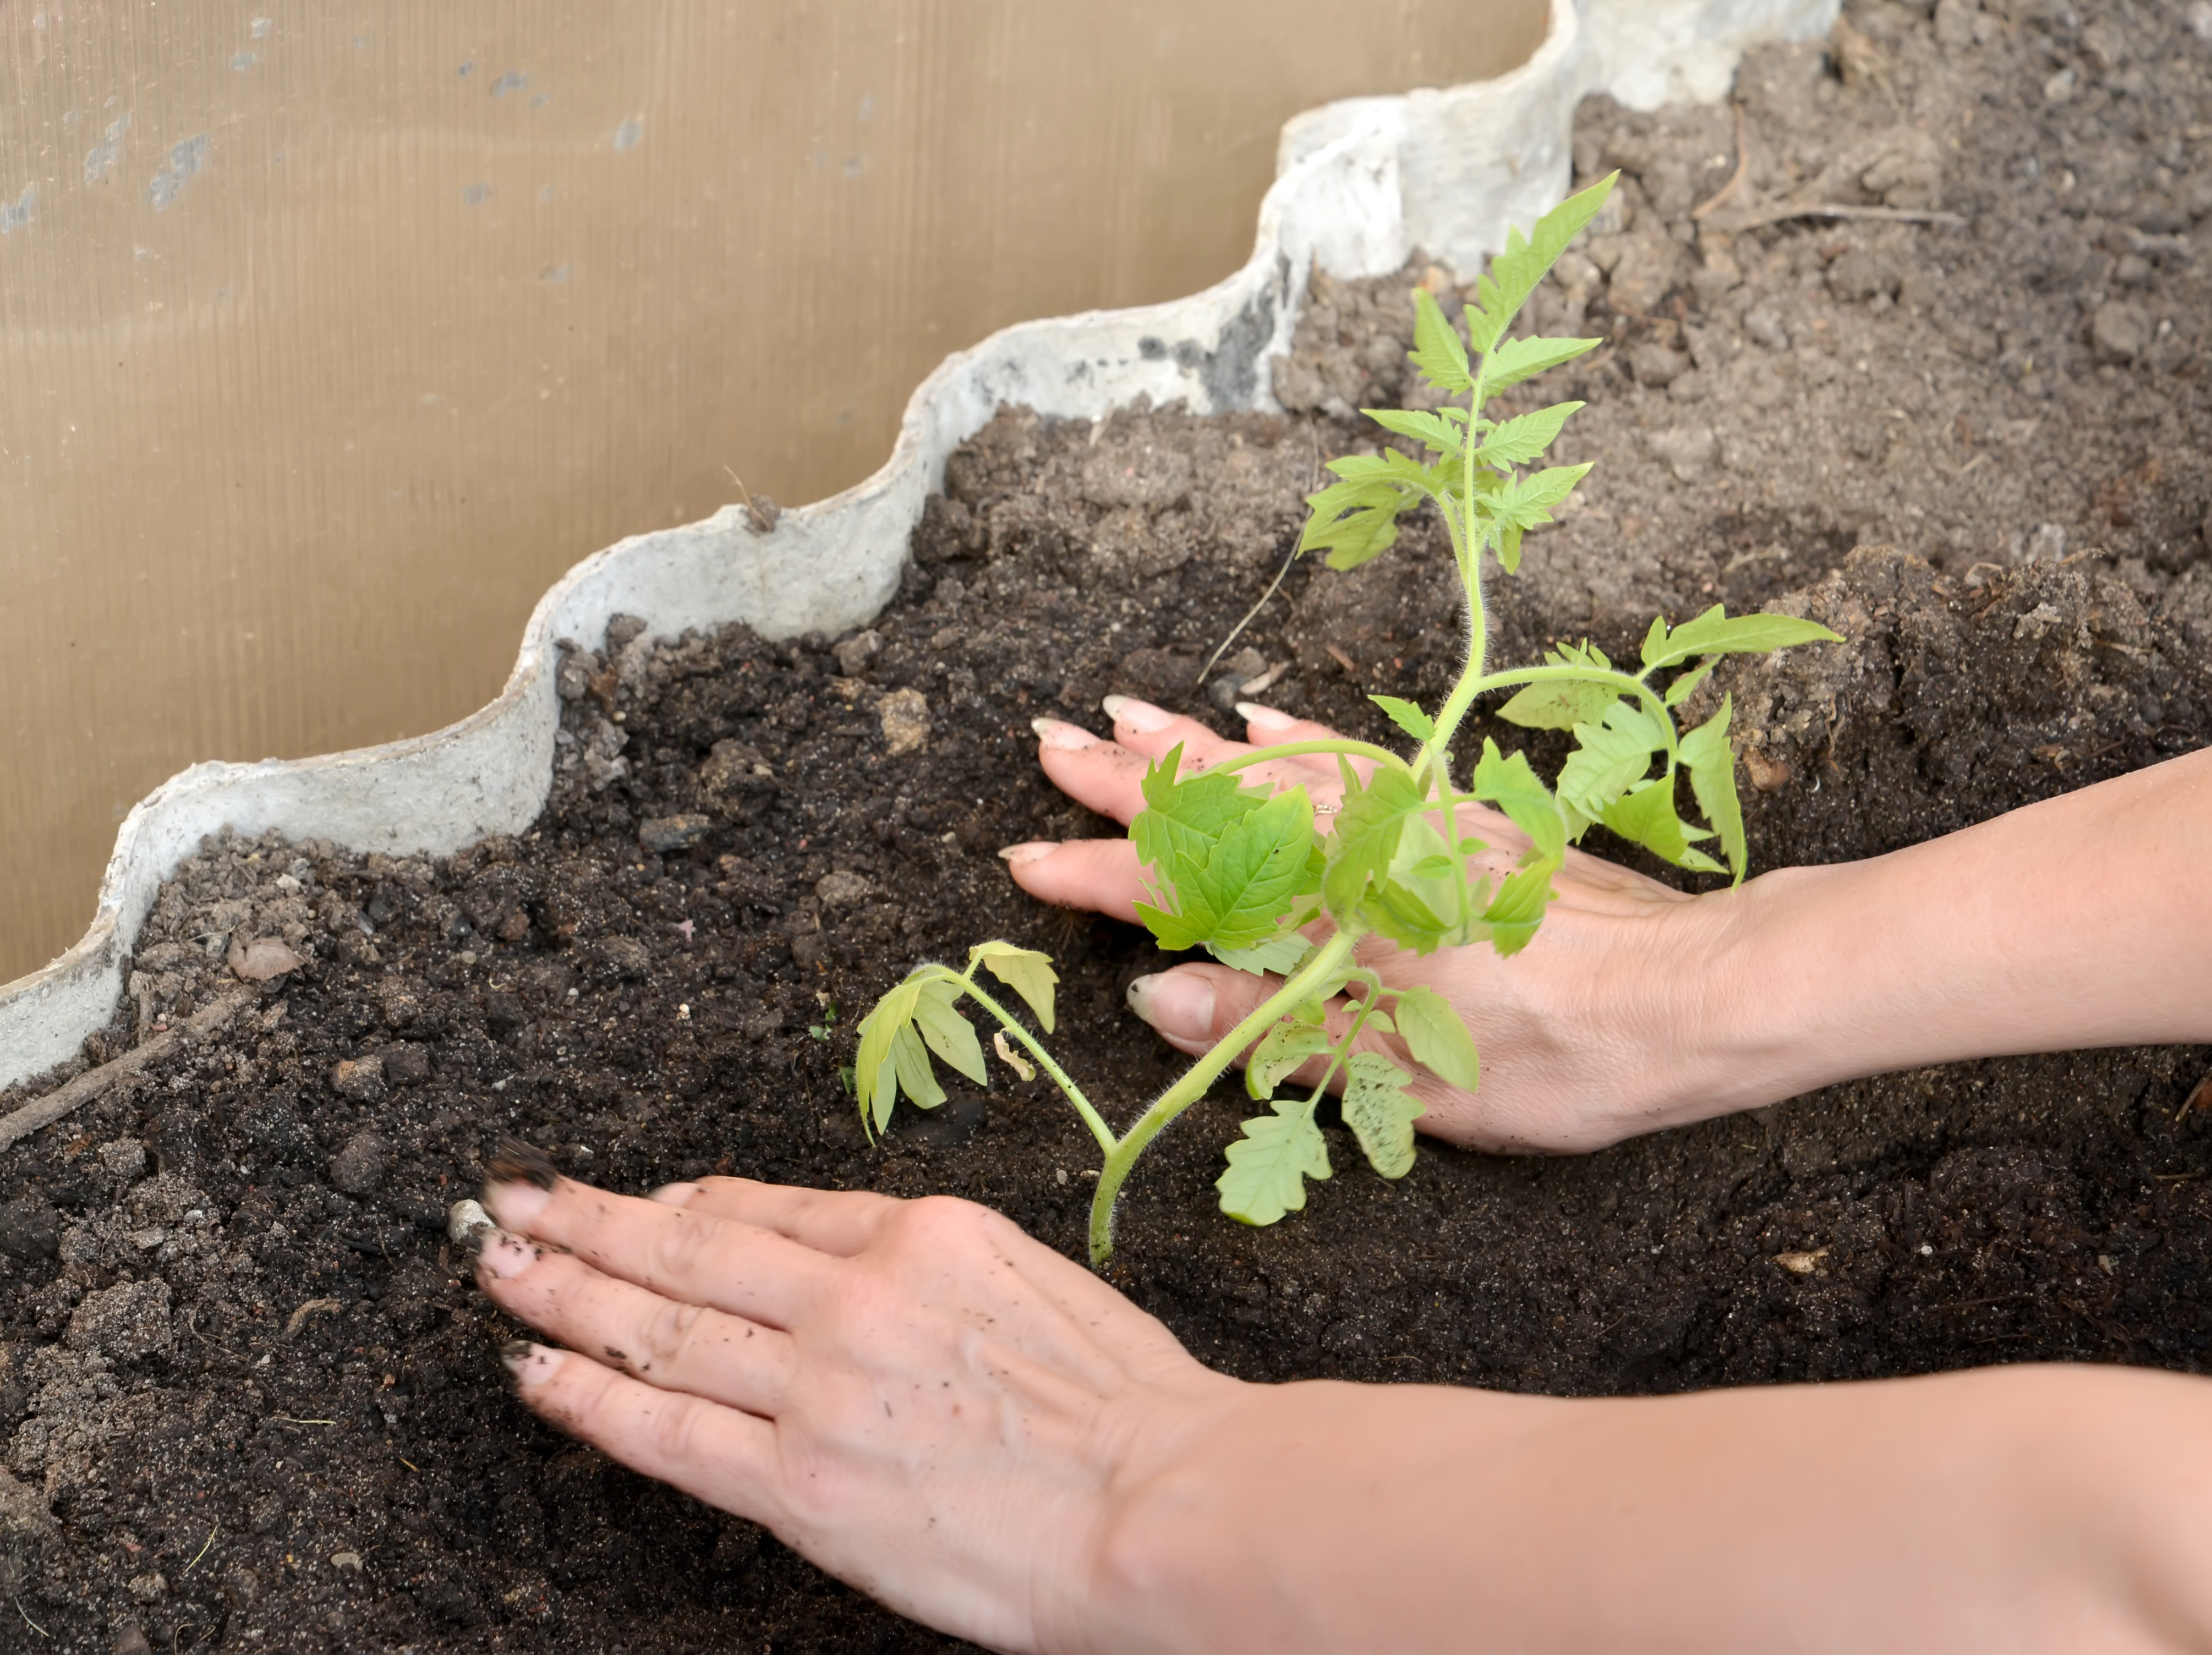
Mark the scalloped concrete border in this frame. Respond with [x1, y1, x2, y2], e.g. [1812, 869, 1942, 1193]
[0, 0, 1836, 1094]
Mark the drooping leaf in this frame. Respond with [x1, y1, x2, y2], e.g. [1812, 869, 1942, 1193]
[1641, 605, 1844, 671]
[1471, 738, 1567, 860]
[1217, 1098, 1332, 1226]
[1407, 286, 1472, 392]
[1364, 407, 1467, 457]
[1392, 984, 1480, 1092]
[1483, 333, 1602, 391]
[1598, 777, 1712, 869]
[1368, 694, 1435, 742]
[1321, 764, 1429, 924]
[1245, 1020, 1335, 1100]
[853, 977, 924, 1133]
[889, 1020, 946, 1111]
[1341, 1053, 1424, 1179]
[1462, 173, 1618, 353]
[1474, 401, 1586, 467]
[911, 979, 989, 1087]
[970, 941, 1060, 1033]
[1554, 700, 1670, 826]
[1474, 853, 1560, 957]
[1497, 681, 1617, 732]
[1663, 660, 1716, 709]
[1679, 694, 1749, 884]
[1207, 933, 1313, 977]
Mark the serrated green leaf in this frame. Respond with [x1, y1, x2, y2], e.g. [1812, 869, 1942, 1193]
[1322, 764, 1427, 924]
[912, 979, 989, 1087]
[1408, 287, 1472, 392]
[854, 977, 924, 1133]
[1364, 407, 1466, 457]
[1663, 660, 1716, 709]
[889, 1020, 946, 1111]
[1342, 1052, 1423, 1180]
[1598, 777, 1711, 868]
[1472, 738, 1567, 860]
[1207, 933, 1312, 977]
[1475, 401, 1586, 467]
[1483, 333, 1602, 391]
[1360, 873, 1459, 955]
[1368, 694, 1434, 742]
[1131, 749, 1266, 882]
[1497, 681, 1619, 732]
[1488, 463, 1594, 533]
[1641, 605, 1845, 671]
[1474, 853, 1559, 957]
[1392, 984, 1480, 1092]
[1245, 1020, 1334, 1100]
[1555, 700, 1669, 825]
[1679, 694, 1749, 884]
[1463, 173, 1618, 353]
[1217, 1098, 1332, 1225]
[970, 941, 1059, 1033]
[1137, 788, 1320, 953]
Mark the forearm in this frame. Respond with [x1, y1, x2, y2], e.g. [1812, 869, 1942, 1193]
[1672, 746, 2212, 1127]
[1080, 1366, 2212, 1655]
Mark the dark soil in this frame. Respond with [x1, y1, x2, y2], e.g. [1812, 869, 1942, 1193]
[3, 6, 2211, 1650]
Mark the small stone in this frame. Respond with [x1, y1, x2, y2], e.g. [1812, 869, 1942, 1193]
[1645, 425, 1716, 483]
[1773, 1249, 1828, 1275]
[67, 1278, 173, 1361]
[2090, 299, 2148, 363]
[331, 1054, 388, 1102]
[329, 1131, 392, 1196]
[381, 1043, 430, 1086]
[2042, 66, 2077, 103]
[0, 1194, 60, 1259]
[831, 629, 881, 676]
[814, 870, 873, 907]
[2022, 523, 2068, 564]
[595, 935, 651, 979]
[879, 688, 930, 756]
[228, 934, 305, 982]
[1741, 308, 1789, 352]
[127, 1572, 168, 1604]
[639, 814, 713, 854]
[330, 1551, 363, 1572]
[98, 1138, 148, 1182]
[1628, 342, 1687, 387]
[2191, 1, 2212, 42]
[447, 1198, 495, 1245]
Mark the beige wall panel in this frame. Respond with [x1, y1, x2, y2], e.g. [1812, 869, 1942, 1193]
[0, 0, 1545, 981]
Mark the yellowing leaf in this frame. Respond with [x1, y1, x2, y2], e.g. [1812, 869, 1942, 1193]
[1341, 1053, 1423, 1179]
[1392, 985, 1480, 1092]
[1217, 1098, 1332, 1225]
[970, 941, 1059, 1033]
[1246, 1021, 1334, 1100]
[912, 979, 989, 1087]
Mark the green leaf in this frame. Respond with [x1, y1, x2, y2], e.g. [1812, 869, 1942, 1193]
[1217, 1098, 1332, 1225]
[889, 1020, 946, 1111]
[1679, 695, 1749, 884]
[911, 979, 989, 1087]
[853, 977, 924, 1133]
[1462, 172, 1618, 353]
[1497, 681, 1618, 732]
[1364, 407, 1466, 457]
[1130, 748, 1266, 878]
[1368, 695, 1434, 742]
[1471, 738, 1566, 860]
[1488, 463, 1593, 533]
[1392, 985, 1480, 1092]
[969, 941, 1060, 1033]
[1555, 700, 1669, 825]
[1136, 788, 1321, 952]
[1474, 401, 1585, 467]
[1407, 287, 1472, 392]
[1341, 1053, 1423, 1180]
[1246, 1021, 1335, 1100]
[1663, 660, 1716, 709]
[1322, 764, 1428, 925]
[1483, 333, 1602, 391]
[1207, 933, 1313, 977]
[1641, 605, 1845, 671]
[1474, 854, 1559, 957]
[1598, 777, 1712, 869]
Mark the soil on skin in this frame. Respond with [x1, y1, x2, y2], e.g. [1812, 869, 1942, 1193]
[3, 7, 2211, 1649]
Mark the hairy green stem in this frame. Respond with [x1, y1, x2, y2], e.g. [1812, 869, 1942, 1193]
[932, 969, 1119, 1157]
[1086, 928, 1361, 1264]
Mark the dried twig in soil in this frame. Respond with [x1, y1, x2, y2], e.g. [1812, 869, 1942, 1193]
[0, 987, 255, 1153]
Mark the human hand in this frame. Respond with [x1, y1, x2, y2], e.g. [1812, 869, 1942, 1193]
[473, 1163, 1240, 1653]
[1003, 696, 1734, 1153]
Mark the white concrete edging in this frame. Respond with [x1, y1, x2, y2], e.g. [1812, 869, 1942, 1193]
[0, 0, 1836, 1094]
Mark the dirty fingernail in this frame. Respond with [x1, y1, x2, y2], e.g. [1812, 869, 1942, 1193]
[998, 842, 1056, 869]
[484, 1179, 550, 1229]
[1127, 972, 1214, 1043]
[1102, 694, 1173, 732]
[1032, 717, 1099, 750]
[1236, 701, 1297, 730]
[501, 1341, 568, 1387]
[479, 1230, 538, 1280]
[648, 1181, 703, 1208]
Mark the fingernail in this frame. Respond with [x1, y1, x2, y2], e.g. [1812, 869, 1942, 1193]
[648, 1181, 702, 1208]
[998, 842, 1056, 868]
[1032, 716, 1099, 750]
[1236, 701, 1297, 731]
[1102, 694, 1173, 732]
[1127, 972, 1214, 1043]
[484, 1178, 550, 1229]
[501, 1340, 568, 1387]
[479, 1229, 538, 1280]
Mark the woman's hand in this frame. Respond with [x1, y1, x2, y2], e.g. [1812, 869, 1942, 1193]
[473, 1168, 1240, 1653]
[1003, 696, 1732, 1153]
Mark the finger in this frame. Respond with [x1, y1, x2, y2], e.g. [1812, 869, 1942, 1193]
[1238, 702, 1375, 789]
[484, 1174, 834, 1329]
[480, 1231, 798, 1415]
[648, 1177, 898, 1259]
[505, 1341, 777, 1523]
[999, 839, 1147, 923]
[1032, 717, 1154, 825]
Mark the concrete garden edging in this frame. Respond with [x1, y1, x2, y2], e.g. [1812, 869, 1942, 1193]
[0, 0, 1837, 1094]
